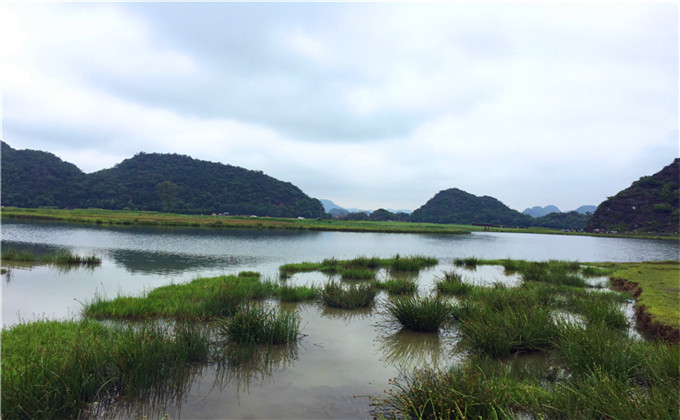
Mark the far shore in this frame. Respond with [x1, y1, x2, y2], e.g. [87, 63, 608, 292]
[1, 207, 677, 240]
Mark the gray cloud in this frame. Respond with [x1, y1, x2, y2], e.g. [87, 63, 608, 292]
[2, 2, 677, 212]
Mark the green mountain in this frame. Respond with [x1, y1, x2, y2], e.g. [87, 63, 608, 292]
[410, 188, 591, 230]
[1, 141, 87, 208]
[411, 188, 531, 226]
[1, 142, 325, 218]
[586, 159, 679, 234]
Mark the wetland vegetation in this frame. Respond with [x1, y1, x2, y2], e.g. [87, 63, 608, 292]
[2, 256, 678, 419]
[1, 248, 101, 267]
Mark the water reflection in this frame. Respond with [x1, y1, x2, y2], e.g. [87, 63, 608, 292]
[376, 328, 445, 368]
[319, 305, 375, 323]
[213, 341, 300, 395]
[108, 249, 259, 275]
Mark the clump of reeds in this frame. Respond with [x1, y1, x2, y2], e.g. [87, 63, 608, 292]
[273, 284, 318, 302]
[434, 270, 470, 296]
[377, 277, 418, 295]
[1, 248, 36, 261]
[1, 248, 102, 266]
[220, 305, 301, 345]
[384, 295, 451, 332]
[373, 363, 543, 420]
[321, 281, 377, 309]
[453, 257, 479, 269]
[340, 267, 376, 281]
[389, 255, 438, 272]
[1, 319, 211, 419]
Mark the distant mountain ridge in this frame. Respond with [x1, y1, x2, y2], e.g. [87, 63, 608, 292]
[1, 142, 325, 218]
[523, 205, 561, 217]
[586, 159, 679, 234]
[411, 188, 591, 230]
[523, 205, 596, 217]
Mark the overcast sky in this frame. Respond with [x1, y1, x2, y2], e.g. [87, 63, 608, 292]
[2, 2, 678, 212]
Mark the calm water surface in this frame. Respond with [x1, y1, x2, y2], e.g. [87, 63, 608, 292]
[2, 220, 678, 418]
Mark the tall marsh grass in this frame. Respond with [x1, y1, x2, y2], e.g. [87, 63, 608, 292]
[220, 305, 301, 345]
[385, 295, 452, 332]
[321, 281, 377, 309]
[1, 319, 211, 419]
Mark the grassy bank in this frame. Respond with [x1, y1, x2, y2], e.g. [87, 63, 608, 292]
[1, 207, 470, 234]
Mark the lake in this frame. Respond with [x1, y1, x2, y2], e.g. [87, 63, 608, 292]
[2, 220, 678, 418]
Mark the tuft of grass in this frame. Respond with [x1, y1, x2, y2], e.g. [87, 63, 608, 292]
[321, 281, 377, 309]
[220, 305, 301, 345]
[273, 284, 318, 302]
[340, 267, 376, 281]
[385, 295, 451, 332]
[389, 255, 438, 272]
[434, 270, 471, 296]
[1, 248, 102, 266]
[454, 257, 479, 269]
[377, 277, 418, 295]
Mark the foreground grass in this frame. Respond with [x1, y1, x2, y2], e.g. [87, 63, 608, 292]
[375, 261, 680, 419]
[1, 319, 211, 419]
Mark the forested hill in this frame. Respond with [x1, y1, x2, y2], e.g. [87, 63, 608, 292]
[410, 188, 531, 226]
[586, 158, 679, 234]
[1, 142, 325, 218]
[410, 188, 591, 230]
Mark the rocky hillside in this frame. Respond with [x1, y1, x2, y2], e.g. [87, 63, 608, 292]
[586, 159, 679, 234]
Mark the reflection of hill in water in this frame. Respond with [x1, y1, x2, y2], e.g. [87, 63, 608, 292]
[108, 249, 260, 275]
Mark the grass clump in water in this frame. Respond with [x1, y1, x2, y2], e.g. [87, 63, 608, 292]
[220, 305, 301, 345]
[377, 277, 418, 295]
[453, 257, 479, 269]
[321, 281, 377, 309]
[83, 271, 272, 320]
[1, 248, 102, 266]
[385, 295, 451, 332]
[272, 284, 318, 302]
[1, 319, 210, 419]
[340, 267, 377, 281]
[434, 270, 471, 296]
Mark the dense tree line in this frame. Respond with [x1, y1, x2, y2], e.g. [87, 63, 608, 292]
[1, 142, 325, 218]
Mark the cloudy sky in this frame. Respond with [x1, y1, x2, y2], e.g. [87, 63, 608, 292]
[2, 2, 677, 212]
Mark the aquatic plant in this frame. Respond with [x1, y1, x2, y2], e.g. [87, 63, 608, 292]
[385, 295, 452, 332]
[272, 284, 318, 302]
[1, 319, 211, 419]
[83, 272, 273, 320]
[453, 257, 479, 268]
[434, 270, 471, 296]
[220, 305, 301, 345]
[321, 281, 377, 309]
[377, 277, 418, 295]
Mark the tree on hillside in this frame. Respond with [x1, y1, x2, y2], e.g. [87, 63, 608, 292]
[156, 181, 178, 212]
